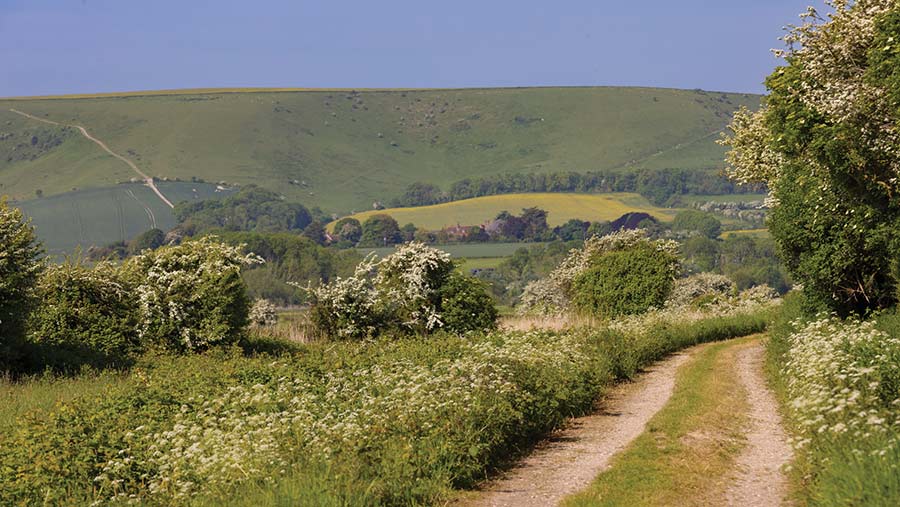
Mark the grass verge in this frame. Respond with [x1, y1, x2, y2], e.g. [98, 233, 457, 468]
[562, 336, 756, 507]
[765, 293, 900, 506]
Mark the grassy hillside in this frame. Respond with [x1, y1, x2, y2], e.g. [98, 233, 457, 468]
[16, 181, 234, 255]
[334, 192, 680, 230]
[0, 87, 759, 215]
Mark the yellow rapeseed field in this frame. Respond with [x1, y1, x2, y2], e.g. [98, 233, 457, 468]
[332, 192, 680, 231]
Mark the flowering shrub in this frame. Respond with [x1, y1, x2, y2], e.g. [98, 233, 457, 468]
[374, 241, 454, 333]
[306, 254, 384, 339]
[127, 237, 262, 352]
[305, 242, 495, 338]
[518, 230, 679, 315]
[572, 242, 678, 317]
[0, 198, 43, 370]
[721, 0, 900, 314]
[248, 298, 278, 327]
[26, 260, 140, 371]
[665, 272, 735, 310]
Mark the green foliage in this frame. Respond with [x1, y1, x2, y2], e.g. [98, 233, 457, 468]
[672, 209, 721, 239]
[332, 217, 362, 244]
[358, 214, 402, 247]
[437, 273, 498, 333]
[219, 231, 360, 305]
[308, 243, 498, 339]
[723, 2, 900, 315]
[128, 228, 165, 254]
[26, 260, 140, 371]
[175, 185, 312, 235]
[0, 199, 43, 371]
[572, 242, 677, 317]
[126, 237, 258, 352]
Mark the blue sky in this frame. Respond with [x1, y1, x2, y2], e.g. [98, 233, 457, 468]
[1, 0, 813, 97]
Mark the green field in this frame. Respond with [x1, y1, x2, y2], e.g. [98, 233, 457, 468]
[0, 87, 759, 215]
[15, 181, 234, 255]
[338, 192, 680, 230]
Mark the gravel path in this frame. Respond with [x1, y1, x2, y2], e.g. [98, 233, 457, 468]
[460, 348, 696, 507]
[724, 343, 793, 506]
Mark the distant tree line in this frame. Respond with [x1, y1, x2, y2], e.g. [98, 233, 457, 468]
[172, 186, 332, 243]
[390, 169, 766, 208]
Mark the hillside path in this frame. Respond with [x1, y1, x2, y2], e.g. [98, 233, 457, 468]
[458, 347, 696, 507]
[723, 343, 793, 506]
[9, 108, 174, 208]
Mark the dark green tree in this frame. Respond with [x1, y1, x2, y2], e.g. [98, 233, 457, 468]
[359, 214, 403, 247]
[333, 217, 362, 245]
[672, 210, 722, 239]
[128, 228, 165, 254]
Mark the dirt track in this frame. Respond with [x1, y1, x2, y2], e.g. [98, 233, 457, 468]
[460, 348, 696, 507]
[9, 108, 174, 209]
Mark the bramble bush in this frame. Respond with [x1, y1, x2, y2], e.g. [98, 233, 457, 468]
[0, 198, 43, 371]
[127, 237, 263, 352]
[26, 259, 140, 371]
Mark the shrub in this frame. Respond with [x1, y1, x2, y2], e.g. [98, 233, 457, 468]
[665, 272, 735, 309]
[375, 241, 454, 333]
[0, 198, 43, 370]
[518, 229, 678, 315]
[248, 299, 278, 328]
[572, 242, 678, 317]
[127, 237, 262, 352]
[721, 0, 900, 315]
[305, 242, 497, 339]
[26, 260, 140, 371]
[438, 273, 498, 333]
[306, 255, 385, 339]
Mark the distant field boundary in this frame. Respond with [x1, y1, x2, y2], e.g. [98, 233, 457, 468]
[1, 85, 763, 101]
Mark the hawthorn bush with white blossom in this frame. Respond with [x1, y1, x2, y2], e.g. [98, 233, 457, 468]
[518, 229, 679, 315]
[721, 0, 900, 315]
[305, 242, 496, 338]
[126, 237, 263, 352]
[0, 198, 43, 370]
[248, 298, 278, 327]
